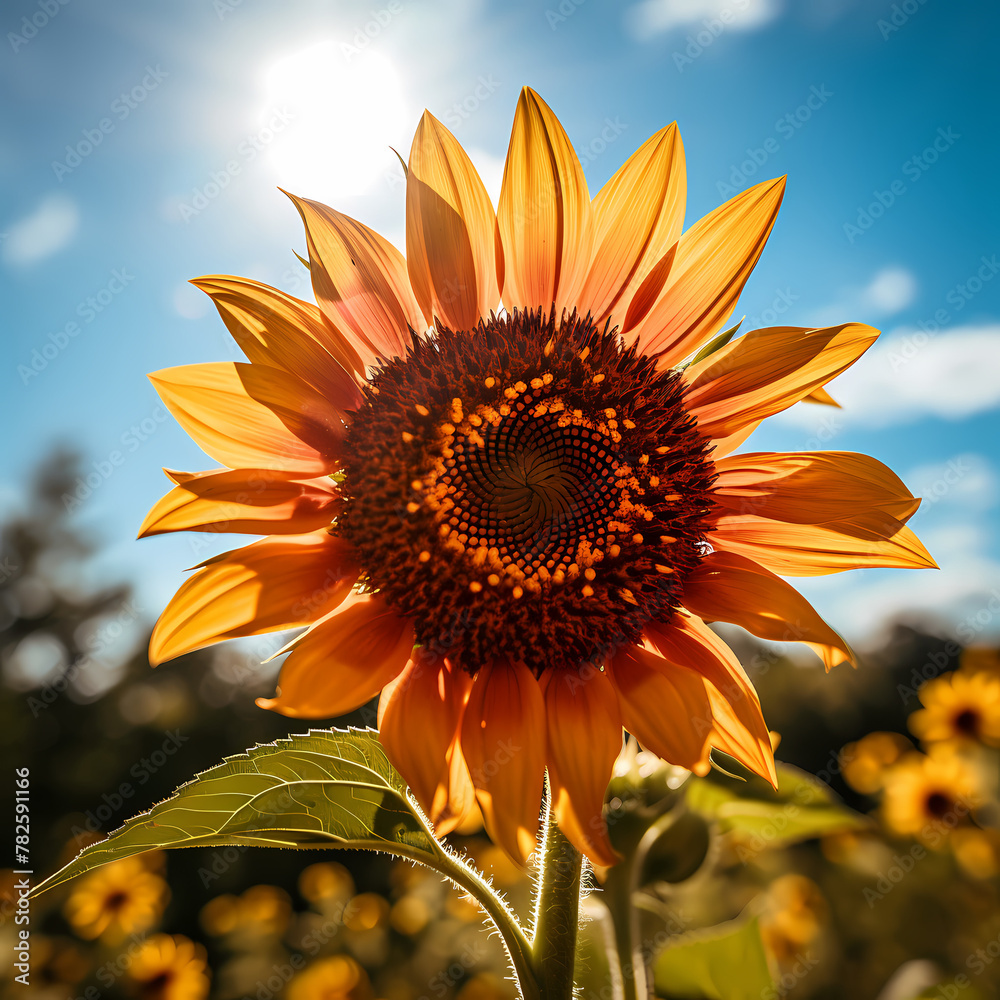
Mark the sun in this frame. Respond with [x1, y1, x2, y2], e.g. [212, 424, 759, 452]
[262, 40, 409, 203]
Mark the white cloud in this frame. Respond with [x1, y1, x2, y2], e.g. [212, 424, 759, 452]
[904, 454, 997, 512]
[466, 147, 505, 208]
[804, 265, 917, 327]
[776, 324, 1000, 429]
[2, 193, 79, 265]
[625, 0, 780, 39]
[862, 266, 917, 313]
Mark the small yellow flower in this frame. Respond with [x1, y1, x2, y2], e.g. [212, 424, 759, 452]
[63, 856, 169, 942]
[286, 955, 372, 1000]
[881, 748, 981, 843]
[199, 885, 290, 939]
[951, 827, 1000, 879]
[909, 670, 1000, 747]
[126, 934, 210, 1000]
[840, 731, 911, 795]
[299, 862, 355, 905]
[759, 874, 826, 966]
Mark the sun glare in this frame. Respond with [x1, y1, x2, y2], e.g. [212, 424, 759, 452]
[262, 40, 409, 203]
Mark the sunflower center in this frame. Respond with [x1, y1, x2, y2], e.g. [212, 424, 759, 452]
[339, 309, 717, 675]
[925, 791, 952, 818]
[954, 708, 980, 735]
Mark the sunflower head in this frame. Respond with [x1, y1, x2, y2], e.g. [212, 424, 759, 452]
[881, 747, 981, 842]
[909, 670, 1000, 747]
[63, 855, 169, 942]
[144, 86, 935, 867]
[125, 935, 210, 1000]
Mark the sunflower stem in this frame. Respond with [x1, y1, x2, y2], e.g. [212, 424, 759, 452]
[603, 858, 649, 1000]
[531, 800, 583, 1000]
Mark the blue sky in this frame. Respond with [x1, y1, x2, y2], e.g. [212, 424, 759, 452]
[3, 0, 999, 665]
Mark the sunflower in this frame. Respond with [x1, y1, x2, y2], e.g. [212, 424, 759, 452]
[143, 88, 935, 867]
[909, 670, 1000, 747]
[880, 748, 980, 842]
[125, 935, 210, 1000]
[286, 955, 373, 1000]
[63, 855, 169, 941]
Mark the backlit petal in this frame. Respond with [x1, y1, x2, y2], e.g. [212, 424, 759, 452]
[543, 666, 622, 867]
[578, 124, 686, 327]
[149, 532, 357, 665]
[460, 660, 546, 865]
[498, 88, 593, 315]
[607, 643, 714, 775]
[681, 549, 854, 670]
[150, 362, 345, 475]
[138, 468, 342, 538]
[258, 594, 414, 718]
[713, 451, 921, 524]
[622, 177, 785, 367]
[379, 651, 475, 835]
[406, 111, 502, 331]
[709, 511, 938, 576]
[684, 323, 879, 440]
[285, 192, 427, 363]
[644, 613, 776, 785]
[190, 274, 365, 397]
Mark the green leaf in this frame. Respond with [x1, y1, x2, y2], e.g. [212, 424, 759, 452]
[685, 760, 868, 852]
[32, 728, 438, 896]
[680, 317, 744, 369]
[652, 916, 772, 1000]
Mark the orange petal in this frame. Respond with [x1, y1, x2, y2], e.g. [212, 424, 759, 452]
[150, 362, 345, 475]
[406, 111, 502, 331]
[802, 385, 840, 407]
[497, 87, 593, 316]
[709, 419, 761, 460]
[460, 661, 546, 865]
[622, 177, 785, 367]
[190, 275, 365, 399]
[149, 531, 357, 665]
[709, 511, 938, 576]
[644, 614, 776, 785]
[681, 550, 854, 670]
[713, 451, 921, 525]
[577, 123, 686, 328]
[138, 468, 342, 538]
[683, 323, 879, 440]
[607, 643, 714, 775]
[285, 192, 426, 364]
[378, 651, 475, 835]
[543, 666, 622, 867]
[258, 594, 414, 718]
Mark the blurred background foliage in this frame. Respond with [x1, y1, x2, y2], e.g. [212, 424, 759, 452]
[3, 451, 1000, 1000]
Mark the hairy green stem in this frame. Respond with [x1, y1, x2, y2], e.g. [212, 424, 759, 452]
[531, 807, 583, 1000]
[603, 859, 649, 1000]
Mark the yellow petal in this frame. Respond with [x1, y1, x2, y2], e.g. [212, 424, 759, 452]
[543, 666, 622, 867]
[681, 550, 854, 670]
[138, 468, 342, 538]
[709, 510, 938, 576]
[684, 323, 880, 440]
[460, 661, 546, 865]
[802, 385, 840, 407]
[607, 643, 714, 775]
[713, 451, 921, 525]
[285, 192, 427, 363]
[622, 177, 785, 367]
[258, 594, 414, 718]
[644, 614, 776, 785]
[150, 362, 345, 475]
[498, 87, 593, 316]
[149, 532, 357, 665]
[406, 111, 502, 331]
[190, 274, 365, 398]
[378, 651, 475, 835]
[577, 123, 686, 328]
